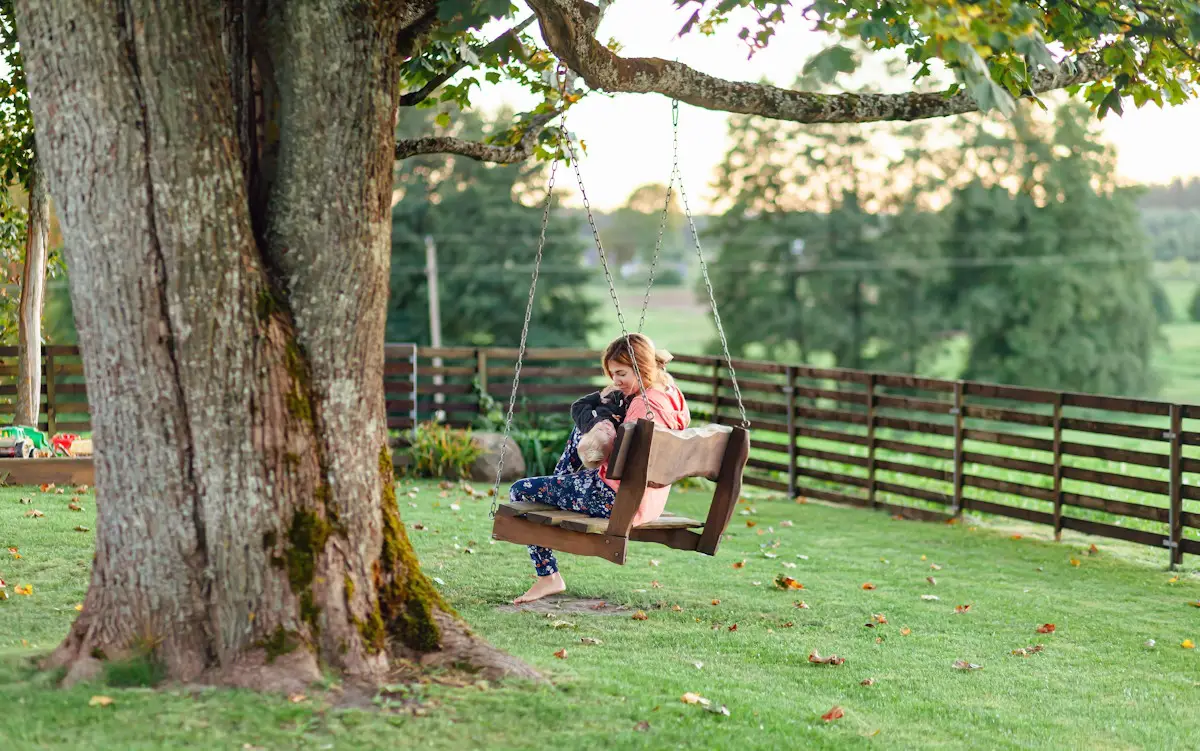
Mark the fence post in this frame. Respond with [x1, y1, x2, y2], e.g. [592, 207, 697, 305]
[410, 345, 419, 437]
[710, 360, 721, 424]
[476, 349, 489, 420]
[784, 365, 796, 500]
[1052, 392, 1064, 541]
[951, 381, 965, 517]
[44, 348, 56, 437]
[866, 373, 877, 509]
[1168, 404, 1183, 569]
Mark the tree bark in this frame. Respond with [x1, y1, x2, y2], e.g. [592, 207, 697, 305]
[14, 153, 49, 428]
[15, 0, 534, 690]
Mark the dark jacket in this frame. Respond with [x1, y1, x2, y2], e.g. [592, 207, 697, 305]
[570, 389, 627, 434]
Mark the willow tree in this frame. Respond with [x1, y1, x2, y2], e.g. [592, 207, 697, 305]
[13, 0, 1197, 689]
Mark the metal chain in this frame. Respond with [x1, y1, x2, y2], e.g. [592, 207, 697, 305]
[639, 101, 680, 332]
[562, 124, 652, 420]
[675, 157, 750, 428]
[488, 65, 571, 517]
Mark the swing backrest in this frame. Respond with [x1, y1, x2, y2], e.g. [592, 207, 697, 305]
[608, 422, 734, 487]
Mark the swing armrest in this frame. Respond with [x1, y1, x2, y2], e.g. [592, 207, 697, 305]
[605, 420, 653, 538]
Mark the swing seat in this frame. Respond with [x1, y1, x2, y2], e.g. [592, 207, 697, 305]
[491, 419, 750, 564]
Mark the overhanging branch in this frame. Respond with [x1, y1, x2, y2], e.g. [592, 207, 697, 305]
[399, 15, 536, 107]
[395, 110, 559, 163]
[527, 0, 1112, 123]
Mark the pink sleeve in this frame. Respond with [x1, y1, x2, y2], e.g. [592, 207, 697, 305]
[622, 394, 654, 424]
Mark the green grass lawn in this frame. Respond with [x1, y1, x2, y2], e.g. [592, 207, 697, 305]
[2, 479, 1200, 750]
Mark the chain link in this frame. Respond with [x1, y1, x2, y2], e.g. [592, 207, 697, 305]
[562, 124, 652, 419]
[639, 100, 681, 333]
[488, 65, 572, 517]
[674, 142, 750, 428]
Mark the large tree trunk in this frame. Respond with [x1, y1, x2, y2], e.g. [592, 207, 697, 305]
[14, 153, 49, 428]
[15, 0, 534, 690]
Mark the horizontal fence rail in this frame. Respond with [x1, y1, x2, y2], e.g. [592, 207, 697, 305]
[5, 344, 1198, 565]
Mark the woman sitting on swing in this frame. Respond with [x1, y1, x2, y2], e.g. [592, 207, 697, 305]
[511, 333, 691, 604]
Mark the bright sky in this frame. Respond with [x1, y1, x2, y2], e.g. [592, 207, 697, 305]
[471, 2, 1200, 212]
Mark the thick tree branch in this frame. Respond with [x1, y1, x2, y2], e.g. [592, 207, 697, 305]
[526, 0, 1113, 124]
[395, 109, 559, 163]
[399, 15, 535, 107]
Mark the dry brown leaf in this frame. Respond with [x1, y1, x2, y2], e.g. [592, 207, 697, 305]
[872, 613, 888, 624]
[728, 623, 738, 632]
[631, 610, 649, 621]
[1087, 544, 1099, 555]
[681, 692, 710, 706]
[1011, 645, 1045, 657]
[75, 485, 89, 494]
[927, 576, 937, 586]
[808, 650, 845, 666]
[580, 637, 602, 645]
[1069, 558, 1081, 567]
[14, 584, 32, 596]
[861, 582, 876, 591]
[955, 604, 972, 614]
[1010, 534, 1022, 540]
[68, 502, 83, 512]
[795, 600, 810, 609]
[288, 693, 307, 703]
[860, 678, 876, 686]
[746, 520, 757, 528]
[821, 706, 845, 722]
[952, 660, 983, 671]
[634, 720, 650, 732]
[74, 526, 90, 533]
[779, 520, 794, 527]
[900, 626, 912, 636]
[651, 580, 662, 589]
[7, 547, 20, 559]
[711, 599, 721, 606]
[1036, 623, 1056, 634]
[591, 601, 608, 610]
[24, 509, 44, 518]
[732, 560, 746, 569]
[920, 594, 940, 601]
[930, 563, 942, 571]
[781, 621, 794, 628]
[88, 695, 114, 707]
[775, 575, 803, 590]
[39, 483, 55, 493]
[671, 604, 682, 612]
[553, 648, 568, 659]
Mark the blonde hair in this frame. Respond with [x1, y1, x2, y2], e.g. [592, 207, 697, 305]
[602, 333, 676, 391]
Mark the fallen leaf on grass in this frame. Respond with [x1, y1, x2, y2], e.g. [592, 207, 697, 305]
[288, 693, 307, 703]
[921, 595, 940, 601]
[1184, 639, 1196, 650]
[590, 601, 608, 610]
[412, 523, 425, 530]
[554, 648, 568, 659]
[693, 661, 704, 669]
[75, 485, 89, 494]
[900, 627, 911, 636]
[651, 580, 662, 589]
[955, 604, 972, 614]
[711, 599, 721, 606]
[821, 706, 845, 722]
[1069, 558, 1081, 567]
[18, 497, 31, 504]
[634, 721, 650, 732]
[775, 575, 803, 590]
[781, 561, 797, 569]
[580, 637, 602, 645]
[930, 563, 942, 571]
[8, 547, 20, 559]
[1168, 576, 1180, 584]
[631, 611, 649, 621]
[728, 624, 738, 632]
[88, 695, 114, 707]
[24, 509, 44, 518]
[860, 678, 876, 686]
[861, 582, 876, 591]
[650, 560, 660, 567]
[449, 503, 461, 511]
[1010, 534, 1022, 540]
[779, 520, 794, 527]
[1087, 544, 1099, 555]
[14, 584, 32, 596]
[781, 621, 794, 628]
[1145, 639, 1156, 648]
[927, 577, 937, 586]
[74, 604, 83, 611]
[808, 650, 845, 666]
[751, 581, 762, 587]
[681, 692, 710, 706]
[39, 483, 55, 493]
[746, 520, 757, 528]
[74, 526, 90, 533]
[705, 704, 731, 716]
[1191, 601, 1200, 608]
[550, 620, 575, 630]
[1011, 645, 1045, 657]
[952, 660, 983, 671]
[1036, 623, 1056, 634]
[795, 601, 810, 609]
[872, 613, 888, 624]
[732, 560, 746, 569]
[764, 552, 778, 559]
[68, 502, 83, 511]
[0, 590, 6, 601]
[671, 604, 682, 612]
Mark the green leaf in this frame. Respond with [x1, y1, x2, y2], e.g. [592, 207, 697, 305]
[435, 112, 451, 128]
[802, 45, 858, 84]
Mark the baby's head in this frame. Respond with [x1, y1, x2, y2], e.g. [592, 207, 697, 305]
[602, 333, 674, 396]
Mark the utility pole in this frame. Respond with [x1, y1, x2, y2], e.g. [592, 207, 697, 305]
[425, 233, 445, 421]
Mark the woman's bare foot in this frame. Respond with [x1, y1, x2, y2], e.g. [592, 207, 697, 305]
[514, 573, 566, 604]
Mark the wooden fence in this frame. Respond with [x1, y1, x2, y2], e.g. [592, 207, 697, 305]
[6, 344, 1199, 565]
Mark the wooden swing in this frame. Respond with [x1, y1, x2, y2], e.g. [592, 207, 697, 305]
[486, 96, 751, 564]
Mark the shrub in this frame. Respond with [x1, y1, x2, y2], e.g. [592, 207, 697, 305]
[406, 422, 482, 479]
[1191, 285, 1200, 322]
